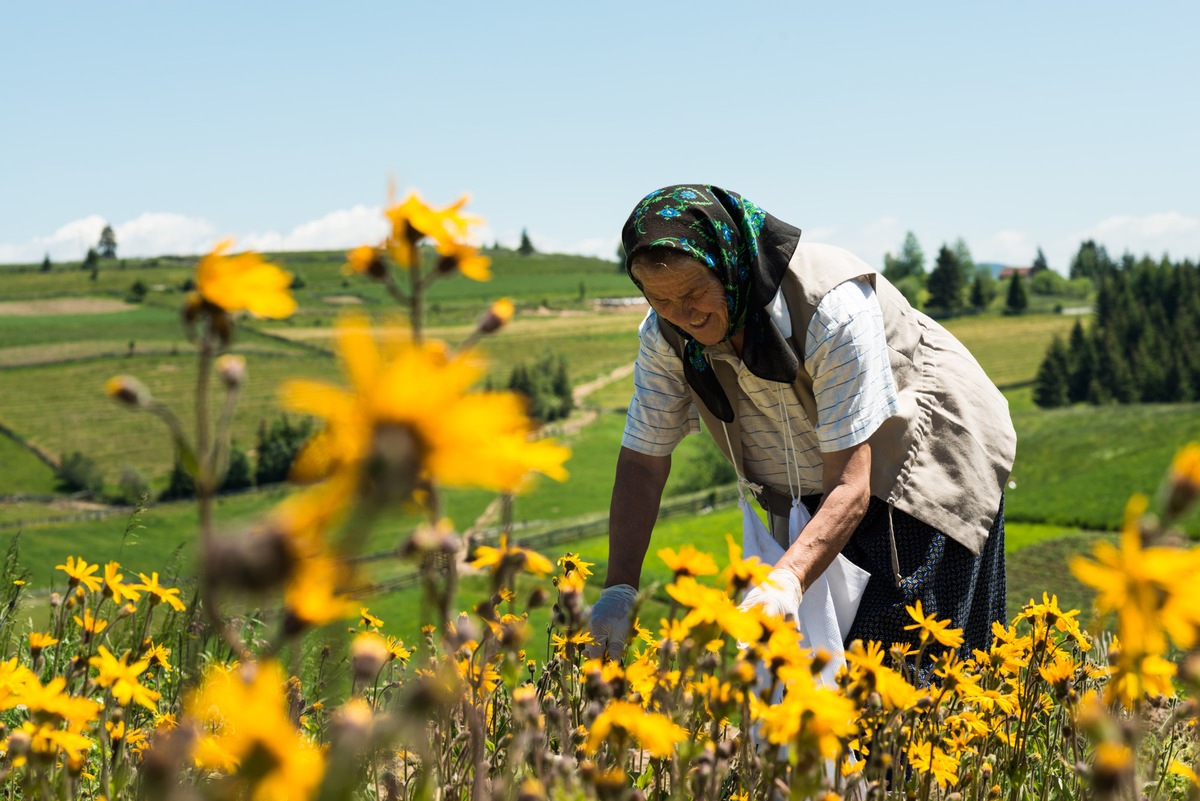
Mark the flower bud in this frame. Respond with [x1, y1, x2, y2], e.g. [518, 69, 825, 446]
[478, 298, 515, 335]
[350, 632, 390, 681]
[215, 354, 247, 389]
[106, 375, 154, 408]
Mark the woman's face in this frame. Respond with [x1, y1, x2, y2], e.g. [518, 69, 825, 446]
[635, 260, 729, 346]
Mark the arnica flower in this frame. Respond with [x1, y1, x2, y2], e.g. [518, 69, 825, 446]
[344, 245, 387, 279]
[73, 610, 109, 638]
[56, 556, 102, 593]
[906, 740, 960, 790]
[89, 646, 161, 711]
[28, 632, 58, 656]
[471, 534, 554, 578]
[284, 553, 357, 629]
[194, 239, 296, 319]
[584, 700, 686, 758]
[751, 670, 857, 758]
[658, 545, 718, 577]
[557, 552, 594, 580]
[280, 314, 569, 502]
[103, 561, 141, 605]
[105, 375, 153, 409]
[1070, 494, 1200, 655]
[186, 661, 325, 800]
[359, 607, 384, 629]
[135, 572, 186, 612]
[904, 600, 965, 649]
[384, 192, 481, 269]
[435, 239, 492, 281]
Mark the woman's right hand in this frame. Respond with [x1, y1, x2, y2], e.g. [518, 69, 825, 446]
[584, 584, 638, 661]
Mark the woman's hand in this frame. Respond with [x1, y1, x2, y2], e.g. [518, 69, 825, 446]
[737, 568, 804, 621]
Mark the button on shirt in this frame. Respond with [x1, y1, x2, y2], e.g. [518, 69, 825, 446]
[621, 278, 900, 498]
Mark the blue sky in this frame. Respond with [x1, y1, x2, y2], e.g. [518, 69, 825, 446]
[3, 2, 1198, 274]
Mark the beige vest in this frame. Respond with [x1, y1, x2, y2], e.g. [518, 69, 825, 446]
[659, 242, 1016, 556]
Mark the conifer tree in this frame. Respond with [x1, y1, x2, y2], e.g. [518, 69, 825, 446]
[518, 229, 536, 256]
[927, 245, 966, 316]
[1033, 336, 1070, 408]
[1005, 272, 1028, 314]
[97, 224, 118, 259]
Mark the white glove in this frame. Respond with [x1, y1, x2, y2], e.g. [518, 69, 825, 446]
[738, 568, 803, 622]
[585, 584, 638, 661]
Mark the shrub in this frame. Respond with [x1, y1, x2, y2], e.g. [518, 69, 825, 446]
[254, 415, 315, 485]
[56, 451, 104, 495]
[116, 465, 150, 505]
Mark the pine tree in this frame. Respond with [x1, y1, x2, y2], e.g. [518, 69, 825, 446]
[97, 224, 118, 259]
[40, 254, 51, 273]
[81, 248, 99, 272]
[1066, 319, 1093, 403]
[1032, 247, 1049, 274]
[1005, 272, 1028, 314]
[1033, 337, 1070, 408]
[927, 245, 965, 316]
[518, 229, 536, 256]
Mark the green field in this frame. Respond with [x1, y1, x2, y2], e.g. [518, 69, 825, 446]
[1, 246, 1195, 636]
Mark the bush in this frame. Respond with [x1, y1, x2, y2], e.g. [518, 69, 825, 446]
[116, 466, 150, 505]
[159, 459, 196, 501]
[508, 352, 573, 424]
[56, 451, 104, 495]
[254, 415, 315, 486]
[665, 435, 737, 495]
[223, 444, 254, 492]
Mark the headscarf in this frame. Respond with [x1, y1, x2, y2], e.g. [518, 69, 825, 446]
[621, 184, 802, 422]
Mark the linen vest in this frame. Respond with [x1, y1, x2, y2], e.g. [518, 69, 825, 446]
[658, 242, 1017, 556]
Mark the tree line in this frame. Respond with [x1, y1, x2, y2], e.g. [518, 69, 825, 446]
[1033, 247, 1200, 407]
[882, 232, 1091, 317]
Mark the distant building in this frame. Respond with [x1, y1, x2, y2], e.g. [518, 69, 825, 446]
[997, 266, 1034, 281]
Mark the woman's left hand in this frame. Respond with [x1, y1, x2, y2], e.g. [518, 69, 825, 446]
[738, 567, 804, 621]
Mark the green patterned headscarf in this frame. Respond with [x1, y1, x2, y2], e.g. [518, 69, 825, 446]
[621, 184, 802, 422]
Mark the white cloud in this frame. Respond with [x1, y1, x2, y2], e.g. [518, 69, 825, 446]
[240, 205, 387, 252]
[0, 215, 108, 263]
[116, 213, 218, 257]
[1074, 212, 1200, 261]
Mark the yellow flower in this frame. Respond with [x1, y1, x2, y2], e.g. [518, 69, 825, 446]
[56, 555, 102, 593]
[135, 572, 186, 612]
[103, 561, 141, 605]
[0, 658, 36, 709]
[1167, 442, 1200, 517]
[904, 600, 965, 649]
[385, 636, 412, 664]
[470, 534, 554, 578]
[73, 610, 109, 638]
[667, 575, 761, 644]
[1169, 760, 1200, 788]
[20, 721, 94, 764]
[89, 646, 161, 711]
[195, 239, 295, 319]
[557, 552, 594, 579]
[359, 607, 384, 629]
[721, 534, 773, 593]
[186, 661, 325, 798]
[144, 641, 173, 672]
[284, 553, 356, 629]
[585, 700, 686, 758]
[384, 192, 481, 268]
[280, 314, 569, 498]
[28, 632, 58, 654]
[751, 669, 857, 758]
[344, 244, 387, 278]
[436, 239, 491, 281]
[906, 740, 960, 789]
[658, 545, 718, 577]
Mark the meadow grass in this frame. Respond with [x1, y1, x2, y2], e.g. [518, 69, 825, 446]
[0, 432, 57, 494]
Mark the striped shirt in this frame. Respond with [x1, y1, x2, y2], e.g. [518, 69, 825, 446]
[622, 278, 899, 497]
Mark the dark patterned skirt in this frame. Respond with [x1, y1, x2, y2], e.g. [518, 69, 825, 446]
[796, 494, 1007, 682]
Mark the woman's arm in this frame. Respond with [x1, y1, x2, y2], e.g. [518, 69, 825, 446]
[603, 446, 672, 589]
[775, 441, 871, 592]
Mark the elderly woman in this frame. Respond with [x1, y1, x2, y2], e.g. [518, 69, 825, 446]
[588, 185, 1016, 671]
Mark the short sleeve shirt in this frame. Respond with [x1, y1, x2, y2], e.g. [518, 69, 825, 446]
[621, 278, 899, 496]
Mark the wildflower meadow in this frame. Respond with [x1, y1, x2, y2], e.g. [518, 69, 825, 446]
[1, 188, 1199, 801]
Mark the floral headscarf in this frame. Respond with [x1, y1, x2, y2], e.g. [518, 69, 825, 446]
[620, 184, 802, 422]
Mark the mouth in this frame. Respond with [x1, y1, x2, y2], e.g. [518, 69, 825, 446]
[689, 315, 709, 329]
